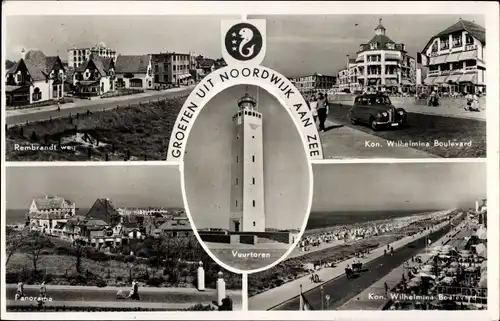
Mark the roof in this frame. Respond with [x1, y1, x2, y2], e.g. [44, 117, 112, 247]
[33, 196, 73, 210]
[77, 54, 114, 75]
[84, 219, 109, 227]
[17, 50, 64, 81]
[422, 19, 486, 53]
[5, 59, 16, 70]
[199, 58, 215, 68]
[158, 218, 191, 231]
[436, 19, 485, 44]
[5, 85, 23, 93]
[115, 54, 150, 73]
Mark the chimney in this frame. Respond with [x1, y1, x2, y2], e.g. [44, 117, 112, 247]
[21, 48, 26, 60]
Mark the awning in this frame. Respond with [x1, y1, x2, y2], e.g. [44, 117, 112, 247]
[460, 50, 477, 60]
[356, 56, 364, 62]
[434, 76, 448, 84]
[385, 79, 398, 86]
[385, 53, 400, 60]
[446, 74, 462, 84]
[430, 55, 447, 65]
[5, 85, 25, 93]
[402, 80, 414, 86]
[459, 73, 477, 84]
[424, 76, 437, 85]
[446, 53, 461, 63]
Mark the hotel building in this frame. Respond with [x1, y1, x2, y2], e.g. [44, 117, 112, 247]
[421, 19, 486, 94]
[68, 43, 117, 69]
[290, 73, 336, 94]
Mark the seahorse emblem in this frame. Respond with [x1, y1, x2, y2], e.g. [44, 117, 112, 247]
[238, 27, 255, 58]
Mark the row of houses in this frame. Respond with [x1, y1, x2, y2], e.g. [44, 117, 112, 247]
[27, 195, 193, 251]
[5, 46, 227, 106]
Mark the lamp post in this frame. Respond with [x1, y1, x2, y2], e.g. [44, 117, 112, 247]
[325, 294, 330, 310]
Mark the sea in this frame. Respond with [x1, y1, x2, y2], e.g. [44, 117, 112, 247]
[305, 209, 442, 230]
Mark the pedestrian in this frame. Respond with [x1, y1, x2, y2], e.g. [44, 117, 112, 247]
[16, 280, 24, 300]
[384, 282, 389, 294]
[465, 92, 473, 111]
[472, 92, 480, 111]
[317, 93, 329, 132]
[309, 96, 318, 125]
[128, 279, 140, 300]
[39, 281, 47, 298]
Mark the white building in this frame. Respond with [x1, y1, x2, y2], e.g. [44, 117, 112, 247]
[421, 19, 486, 94]
[68, 42, 117, 69]
[230, 92, 265, 232]
[27, 195, 76, 234]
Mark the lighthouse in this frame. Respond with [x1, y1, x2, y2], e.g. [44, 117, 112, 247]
[229, 92, 265, 233]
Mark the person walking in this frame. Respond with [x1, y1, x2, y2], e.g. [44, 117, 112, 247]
[56, 101, 61, 112]
[16, 280, 24, 300]
[39, 281, 47, 298]
[309, 96, 318, 125]
[317, 93, 329, 132]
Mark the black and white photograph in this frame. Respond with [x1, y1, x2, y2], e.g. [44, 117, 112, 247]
[248, 162, 488, 311]
[183, 85, 310, 272]
[4, 165, 242, 312]
[3, 14, 487, 161]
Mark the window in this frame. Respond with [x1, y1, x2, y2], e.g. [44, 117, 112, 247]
[252, 155, 255, 162]
[440, 37, 449, 50]
[235, 200, 238, 208]
[253, 200, 256, 207]
[236, 156, 239, 163]
[466, 34, 474, 45]
[252, 136, 255, 139]
[431, 41, 438, 53]
[235, 178, 238, 186]
[253, 221, 256, 227]
[452, 34, 462, 48]
[252, 177, 255, 185]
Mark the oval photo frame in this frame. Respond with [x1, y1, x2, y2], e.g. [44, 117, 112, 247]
[168, 66, 321, 274]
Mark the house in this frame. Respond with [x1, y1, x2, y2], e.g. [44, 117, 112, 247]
[114, 54, 154, 89]
[85, 198, 121, 226]
[421, 19, 486, 94]
[73, 54, 115, 97]
[5, 49, 65, 106]
[158, 215, 193, 237]
[26, 195, 76, 234]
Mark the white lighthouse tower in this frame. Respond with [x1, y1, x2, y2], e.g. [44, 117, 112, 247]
[229, 92, 265, 233]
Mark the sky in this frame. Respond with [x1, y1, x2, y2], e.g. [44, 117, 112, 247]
[5, 14, 485, 78]
[311, 162, 486, 212]
[184, 85, 310, 230]
[6, 165, 183, 209]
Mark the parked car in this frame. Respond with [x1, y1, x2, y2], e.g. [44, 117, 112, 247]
[349, 93, 407, 130]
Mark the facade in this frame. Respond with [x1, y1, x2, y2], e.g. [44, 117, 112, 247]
[68, 43, 117, 69]
[354, 19, 415, 93]
[291, 73, 336, 94]
[151, 52, 194, 88]
[115, 54, 154, 89]
[336, 60, 362, 93]
[73, 55, 115, 97]
[27, 195, 76, 234]
[230, 93, 265, 233]
[421, 19, 486, 94]
[5, 50, 65, 106]
[158, 216, 193, 237]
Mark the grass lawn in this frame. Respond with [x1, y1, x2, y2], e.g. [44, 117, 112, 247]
[327, 103, 486, 158]
[5, 97, 184, 161]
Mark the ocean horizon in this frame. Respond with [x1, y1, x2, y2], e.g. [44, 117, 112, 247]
[6, 208, 443, 227]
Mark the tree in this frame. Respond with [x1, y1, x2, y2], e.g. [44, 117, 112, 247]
[23, 231, 54, 274]
[6, 227, 27, 265]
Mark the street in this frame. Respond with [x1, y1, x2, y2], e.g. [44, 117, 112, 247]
[5, 87, 193, 126]
[5, 284, 241, 309]
[271, 227, 451, 310]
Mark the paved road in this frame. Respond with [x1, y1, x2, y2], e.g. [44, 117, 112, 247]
[272, 227, 451, 310]
[5, 284, 241, 305]
[6, 87, 193, 126]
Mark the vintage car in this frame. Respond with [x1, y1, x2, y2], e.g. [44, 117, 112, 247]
[348, 94, 407, 130]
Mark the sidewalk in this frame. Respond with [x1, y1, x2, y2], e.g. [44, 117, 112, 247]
[320, 120, 436, 159]
[5, 284, 240, 295]
[338, 221, 466, 310]
[249, 218, 454, 310]
[6, 86, 194, 117]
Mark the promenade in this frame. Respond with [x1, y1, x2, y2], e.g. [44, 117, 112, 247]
[338, 221, 466, 310]
[249, 216, 456, 310]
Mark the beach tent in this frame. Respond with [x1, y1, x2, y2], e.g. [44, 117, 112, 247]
[480, 261, 487, 272]
[421, 265, 433, 272]
[478, 271, 487, 288]
[441, 276, 454, 285]
[418, 271, 436, 279]
[475, 228, 487, 240]
[475, 244, 487, 258]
